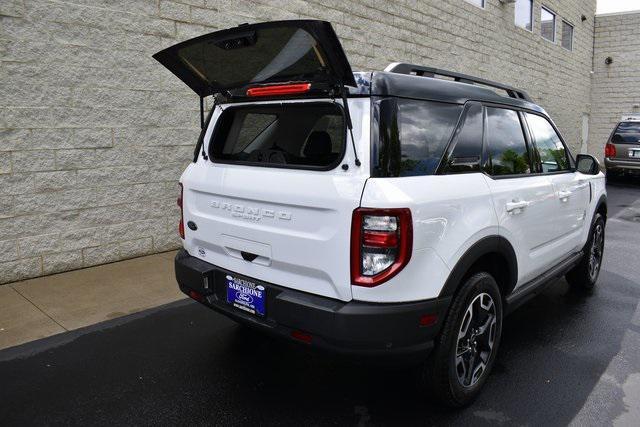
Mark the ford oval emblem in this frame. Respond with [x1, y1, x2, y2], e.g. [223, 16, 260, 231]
[237, 292, 253, 304]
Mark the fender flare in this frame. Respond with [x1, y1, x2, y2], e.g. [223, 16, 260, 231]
[594, 194, 607, 221]
[438, 235, 518, 298]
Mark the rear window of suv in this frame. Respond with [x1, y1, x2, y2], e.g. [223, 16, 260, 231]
[210, 103, 345, 170]
[374, 98, 463, 177]
[612, 122, 640, 144]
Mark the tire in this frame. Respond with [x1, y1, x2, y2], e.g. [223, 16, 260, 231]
[422, 272, 503, 408]
[565, 213, 605, 290]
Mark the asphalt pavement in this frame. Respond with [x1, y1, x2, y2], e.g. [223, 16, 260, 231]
[2, 179, 640, 426]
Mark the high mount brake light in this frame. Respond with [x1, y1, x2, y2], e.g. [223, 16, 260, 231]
[351, 208, 413, 287]
[246, 83, 311, 97]
[178, 183, 185, 239]
[605, 143, 616, 158]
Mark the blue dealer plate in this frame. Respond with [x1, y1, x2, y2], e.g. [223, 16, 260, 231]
[225, 274, 266, 317]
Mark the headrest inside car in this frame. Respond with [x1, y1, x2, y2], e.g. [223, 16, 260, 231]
[304, 131, 332, 158]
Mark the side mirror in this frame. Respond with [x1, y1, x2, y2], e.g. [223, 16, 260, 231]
[576, 154, 600, 175]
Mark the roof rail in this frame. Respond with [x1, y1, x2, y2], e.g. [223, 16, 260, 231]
[384, 62, 533, 102]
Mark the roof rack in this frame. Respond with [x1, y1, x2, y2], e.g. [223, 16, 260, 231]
[384, 63, 533, 102]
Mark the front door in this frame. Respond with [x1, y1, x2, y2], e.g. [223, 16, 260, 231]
[482, 106, 560, 287]
[524, 112, 590, 254]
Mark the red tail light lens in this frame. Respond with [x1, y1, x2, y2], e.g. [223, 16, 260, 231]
[188, 289, 204, 303]
[351, 208, 413, 287]
[177, 183, 185, 239]
[605, 143, 616, 158]
[246, 83, 311, 97]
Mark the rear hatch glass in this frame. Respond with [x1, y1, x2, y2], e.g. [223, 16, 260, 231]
[210, 103, 345, 170]
[152, 20, 356, 97]
[612, 122, 640, 144]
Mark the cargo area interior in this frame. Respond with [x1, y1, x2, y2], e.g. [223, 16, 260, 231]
[210, 102, 346, 168]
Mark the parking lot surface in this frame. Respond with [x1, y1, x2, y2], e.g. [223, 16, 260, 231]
[1, 181, 639, 426]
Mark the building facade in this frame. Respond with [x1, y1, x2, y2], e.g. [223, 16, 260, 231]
[589, 10, 640, 157]
[0, 0, 634, 284]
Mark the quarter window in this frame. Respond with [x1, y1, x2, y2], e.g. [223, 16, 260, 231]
[561, 21, 574, 50]
[525, 113, 570, 172]
[515, 0, 533, 31]
[541, 7, 556, 42]
[376, 99, 463, 177]
[485, 108, 531, 176]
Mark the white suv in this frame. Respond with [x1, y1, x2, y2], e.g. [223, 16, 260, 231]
[155, 20, 607, 406]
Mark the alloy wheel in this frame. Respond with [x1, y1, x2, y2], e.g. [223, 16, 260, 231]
[588, 223, 604, 281]
[455, 293, 497, 388]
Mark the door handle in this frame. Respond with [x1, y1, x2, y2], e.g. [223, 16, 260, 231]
[558, 190, 572, 201]
[506, 200, 530, 214]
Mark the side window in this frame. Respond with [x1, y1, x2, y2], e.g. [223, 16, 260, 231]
[442, 104, 483, 174]
[485, 107, 531, 176]
[525, 113, 570, 172]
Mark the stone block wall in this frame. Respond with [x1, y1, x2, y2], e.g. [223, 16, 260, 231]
[0, 0, 597, 283]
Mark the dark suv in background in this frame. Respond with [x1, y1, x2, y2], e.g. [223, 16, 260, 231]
[605, 115, 640, 177]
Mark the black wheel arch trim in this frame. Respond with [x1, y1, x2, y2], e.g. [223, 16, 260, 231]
[595, 194, 607, 221]
[438, 235, 518, 299]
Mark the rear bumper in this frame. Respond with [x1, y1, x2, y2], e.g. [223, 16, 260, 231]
[174, 249, 450, 362]
[605, 157, 640, 172]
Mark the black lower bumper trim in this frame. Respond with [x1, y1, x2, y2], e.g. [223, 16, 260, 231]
[174, 249, 450, 361]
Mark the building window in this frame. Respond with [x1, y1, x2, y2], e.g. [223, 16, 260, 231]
[465, 0, 485, 8]
[541, 6, 556, 42]
[562, 21, 574, 50]
[515, 0, 533, 31]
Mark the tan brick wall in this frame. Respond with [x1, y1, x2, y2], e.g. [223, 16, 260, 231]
[589, 11, 640, 160]
[0, 0, 596, 283]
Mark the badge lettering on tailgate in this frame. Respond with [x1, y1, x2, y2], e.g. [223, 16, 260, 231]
[209, 200, 292, 222]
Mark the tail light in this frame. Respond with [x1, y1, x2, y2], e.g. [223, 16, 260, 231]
[605, 143, 616, 158]
[351, 208, 412, 287]
[177, 183, 185, 239]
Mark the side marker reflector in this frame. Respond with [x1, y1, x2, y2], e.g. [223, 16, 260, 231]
[291, 330, 313, 344]
[419, 314, 438, 327]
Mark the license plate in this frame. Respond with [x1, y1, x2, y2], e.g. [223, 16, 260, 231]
[226, 274, 266, 316]
[629, 150, 640, 158]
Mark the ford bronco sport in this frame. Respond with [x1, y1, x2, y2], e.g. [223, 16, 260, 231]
[154, 20, 607, 407]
